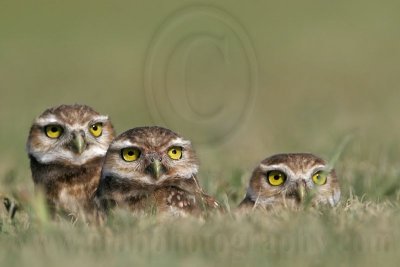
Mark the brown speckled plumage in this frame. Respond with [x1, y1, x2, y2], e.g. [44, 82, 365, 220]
[26, 104, 115, 218]
[96, 126, 219, 217]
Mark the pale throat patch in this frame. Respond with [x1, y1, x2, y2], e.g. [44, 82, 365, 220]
[32, 145, 107, 165]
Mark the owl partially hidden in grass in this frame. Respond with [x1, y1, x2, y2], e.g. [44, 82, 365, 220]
[26, 104, 115, 218]
[95, 126, 219, 217]
[239, 153, 340, 210]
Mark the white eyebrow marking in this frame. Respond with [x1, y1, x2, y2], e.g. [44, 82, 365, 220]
[258, 164, 296, 180]
[259, 163, 289, 172]
[259, 163, 330, 181]
[35, 115, 59, 126]
[111, 140, 138, 149]
[90, 115, 109, 123]
[169, 137, 191, 147]
[308, 164, 330, 174]
[36, 115, 109, 128]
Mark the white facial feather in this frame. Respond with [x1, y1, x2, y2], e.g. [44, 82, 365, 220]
[31, 144, 108, 165]
[35, 115, 59, 126]
[111, 140, 138, 150]
[35, 114, 108, 127]
[169, 137, 191, 147]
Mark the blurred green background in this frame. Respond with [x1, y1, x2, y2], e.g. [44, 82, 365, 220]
[2, 0, 400, 200]
[2, 1, 400, 266]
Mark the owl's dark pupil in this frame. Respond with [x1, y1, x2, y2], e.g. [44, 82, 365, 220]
[51, 127, 58, 132]
[128, 151, 134, 156]
[274, 175, 280, 180]
[172, 149, 176, 154]
[92, 125, 98, 131]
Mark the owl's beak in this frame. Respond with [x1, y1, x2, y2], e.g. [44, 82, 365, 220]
[71, 133, 85, 154]
[297, 183, 306, 203]
[148, 160, 163, 180]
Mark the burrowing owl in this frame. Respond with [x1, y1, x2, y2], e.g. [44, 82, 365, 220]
[95, 126, 219, 217]
[239, 153, 340, 210]
[26, 104, 115, 217]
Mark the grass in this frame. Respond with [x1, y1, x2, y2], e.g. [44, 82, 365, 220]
[2, 161, 400, 267]
[1, 199, 400, 267]
[2, 0, 400, 266]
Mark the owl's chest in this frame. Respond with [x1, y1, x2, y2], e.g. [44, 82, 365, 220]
[123, 187, 198, 216]
[32, 162, 101, 211]
[159, 188, 197, 216]
[50, 176, 96, 213]
[57, 183, 90, 204]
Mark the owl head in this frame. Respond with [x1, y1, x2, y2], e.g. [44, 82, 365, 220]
[27, 104, 115, 165]
[100, 126, 199, 185]
[245, 153, 340, 208]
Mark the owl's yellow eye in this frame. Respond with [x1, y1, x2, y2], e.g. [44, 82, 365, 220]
[121, 147, 141, 162]
[45, 125, 63, 139]
[89, 123, 103, 137]
[312, 171, 327, 185]
[267, 171, 286, 186]
[167, 146, 182, 160]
